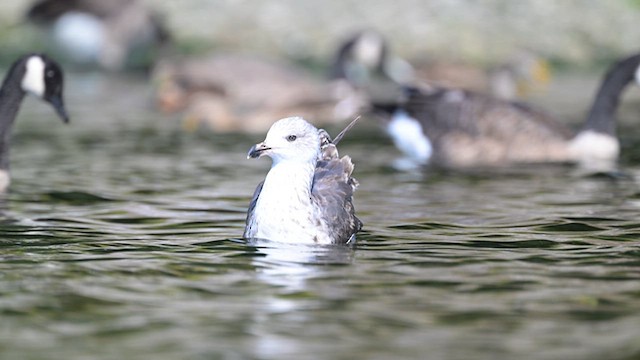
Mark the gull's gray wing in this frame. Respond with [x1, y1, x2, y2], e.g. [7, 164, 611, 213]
[312, 130, 362, 244]
[244, 180, 264, 238]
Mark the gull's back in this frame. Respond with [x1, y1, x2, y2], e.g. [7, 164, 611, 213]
[310, 130, 362, 244]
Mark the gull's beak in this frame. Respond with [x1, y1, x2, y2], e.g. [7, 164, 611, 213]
[47, 94, 70, 123]
[248, 142, 271, 159]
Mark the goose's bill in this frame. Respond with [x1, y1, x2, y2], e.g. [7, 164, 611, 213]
[48, 95, 70, 123]
[248, 142, 271, 159]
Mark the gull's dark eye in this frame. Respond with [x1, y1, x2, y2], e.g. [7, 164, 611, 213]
[286, 135, 297, 142]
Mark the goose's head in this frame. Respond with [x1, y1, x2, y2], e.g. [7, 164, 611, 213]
[349, 31, 387, 71]
[248, 117, 321, 164]
[331, 31, 387, 85]
[332, 30, 414, 87]
[20, 54, 69, 123]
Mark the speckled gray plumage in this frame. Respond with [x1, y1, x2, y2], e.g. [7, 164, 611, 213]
[311, 128, 362, 243]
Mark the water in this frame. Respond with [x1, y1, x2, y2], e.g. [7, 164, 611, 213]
[1, 73, 640, 360]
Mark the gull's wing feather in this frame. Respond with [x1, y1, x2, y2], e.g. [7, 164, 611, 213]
[243, 180, 264, 238]
[332, 116, 360, 145]
[312, 129, 362, 244]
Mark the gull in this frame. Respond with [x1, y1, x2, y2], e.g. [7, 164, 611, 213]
[244, 117, 362, 244]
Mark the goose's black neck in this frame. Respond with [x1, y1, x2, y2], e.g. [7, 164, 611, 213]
[582, 54, 640, 136]
[329, 39, 355, 80]
[0, 57, 29, 170]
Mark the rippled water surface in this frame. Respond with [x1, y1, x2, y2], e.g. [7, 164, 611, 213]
[1, 74, 640, 360]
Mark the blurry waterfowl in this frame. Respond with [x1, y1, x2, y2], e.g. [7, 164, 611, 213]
[372, 52, 640, 170]
[330, 31, 549, 101]
[329, 30, 414, 88]
[245, 117, 361, 244]
[26, 0, 170, 71]
[0, 54, 69, 190]
[412, 50, 552, 100]
[154, 54, 363, 133]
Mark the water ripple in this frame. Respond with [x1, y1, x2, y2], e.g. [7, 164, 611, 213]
[2, 77, 640, 359]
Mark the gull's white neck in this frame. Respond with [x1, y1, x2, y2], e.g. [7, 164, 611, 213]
[263, 160, 315, 201]
[252, 159, 319, 243]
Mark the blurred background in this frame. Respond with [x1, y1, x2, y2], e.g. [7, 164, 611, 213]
[2, 2, 640, 360]
[3, 0, 640, 68]
[3, 0, 640, 131]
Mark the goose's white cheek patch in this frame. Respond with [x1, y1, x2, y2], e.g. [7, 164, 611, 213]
[21, 56, 46, 98]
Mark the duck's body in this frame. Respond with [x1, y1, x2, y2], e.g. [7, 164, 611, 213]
[373, 53, 640, 170]
[0, 54, 69, 190]
[244, 117, 361, 244]
[155, 54, 361, 133]
[412, 51, 551, 100]
[26, 0, 169, 70]
[330, 31, 549, 101]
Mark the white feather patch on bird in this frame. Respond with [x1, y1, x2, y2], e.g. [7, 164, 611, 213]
[568, 130, 620, 163]
[354, 32, 384, 68]
[0, 170, 10, 193]
[386, 110, 432, 165]
[21, 56, 46, 98]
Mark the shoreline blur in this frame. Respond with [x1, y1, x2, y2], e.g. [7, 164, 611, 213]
[1, 1, 640, 69]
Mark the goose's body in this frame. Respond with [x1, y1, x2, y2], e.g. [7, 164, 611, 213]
[26, 0, 169, 70]
[154, 54, 361, 133]
[372, 53, 640, 170]
[0, 54, 69, 190]
[244, 117, 361, 244]
[378, 88, 573, 168]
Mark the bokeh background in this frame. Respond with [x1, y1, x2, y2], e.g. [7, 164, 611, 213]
[2, 0, 640, 68]
[1, 2, 640, 360]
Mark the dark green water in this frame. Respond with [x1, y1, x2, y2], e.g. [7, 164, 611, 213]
[0, 73, 639, 360]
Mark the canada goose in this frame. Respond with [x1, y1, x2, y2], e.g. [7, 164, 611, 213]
[245, 117, 361, 244]
[0, 54, 69, 190]
[26, 0, 170, 70]
[371, 52, 640, 170]
[153, 54, 363, 133]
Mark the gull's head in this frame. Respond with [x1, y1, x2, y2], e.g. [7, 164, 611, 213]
[248, 117, 321, 164]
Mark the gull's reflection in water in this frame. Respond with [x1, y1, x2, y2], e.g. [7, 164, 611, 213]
[246, 238, 355, 290]
[244, 238, 356, 358]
